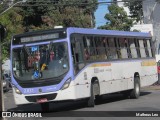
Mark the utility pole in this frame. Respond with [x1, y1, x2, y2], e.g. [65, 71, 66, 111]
[0, 24, 5, 114]
[90, 11, 94, 28]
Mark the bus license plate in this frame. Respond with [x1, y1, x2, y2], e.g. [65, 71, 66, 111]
[37, 98, 48, 103]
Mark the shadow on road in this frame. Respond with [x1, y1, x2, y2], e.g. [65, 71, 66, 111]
[7, 91, 152, 112]
[140, 91, 151, 96]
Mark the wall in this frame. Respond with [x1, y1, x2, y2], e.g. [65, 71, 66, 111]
[143, 0, 160, 54]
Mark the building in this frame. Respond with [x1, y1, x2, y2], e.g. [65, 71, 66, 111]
[143, 0, 160, 54]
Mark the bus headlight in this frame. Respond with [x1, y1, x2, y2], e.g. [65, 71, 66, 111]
[14, 87, 22, 94]
[61, 78, 71, 90]
[3, 81, 6, 87]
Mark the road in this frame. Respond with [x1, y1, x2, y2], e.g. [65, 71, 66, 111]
[3, 86, 160, 120]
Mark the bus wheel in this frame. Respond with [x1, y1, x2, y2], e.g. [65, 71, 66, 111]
[41, 102, 49, 112]
[87, 83, 95, 107]
[130, 77, 140, 99]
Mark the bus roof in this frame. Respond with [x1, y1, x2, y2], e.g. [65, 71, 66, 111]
[13, 27, 67, 38]
[13, 27, 151, 39]
[68, 27, 152, 38]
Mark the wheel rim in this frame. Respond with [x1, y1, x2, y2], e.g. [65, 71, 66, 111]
[135, 83, 140, 95]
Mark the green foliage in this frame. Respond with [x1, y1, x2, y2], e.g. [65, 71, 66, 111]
[0, 1, 8, 14]
[123, 0, 143, 23]
[132, 29, 140, 32]
[48, 6, 93, 28]
[22, 0, 98, 31]
[0, 7, 25, 60]
[98, 4, 133, 31]
[22, 0, 51, 30]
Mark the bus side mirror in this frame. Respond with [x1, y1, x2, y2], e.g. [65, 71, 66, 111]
[0, 24, 6, 42]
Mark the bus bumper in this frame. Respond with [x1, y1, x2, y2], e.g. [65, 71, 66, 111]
[13, 85, 76, 105]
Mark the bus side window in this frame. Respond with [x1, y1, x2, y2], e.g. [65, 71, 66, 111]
[83, 36, 95, 61]
[119, 38, 128, 59]
[129, 38, 138, 58]
[125, 38, 132, 58]
[83, 36, 90, 60]
[115, 38, 121, 59]
[84, 48, 90, 60]
[143, 40, 149, 57]
[102, 37, 109, 59]
[139, 39, 146, 58]
[108, 37, 118, 59]
[146, 39, 152, 57]
[95, 37, 107, 60]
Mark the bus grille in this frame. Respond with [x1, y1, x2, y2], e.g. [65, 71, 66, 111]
[18, 79, 61, 88]
[25, 93, 57, 102]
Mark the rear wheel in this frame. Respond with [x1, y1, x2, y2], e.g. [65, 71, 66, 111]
[41, 102, 49, 112]
[130, 77, 140, 99]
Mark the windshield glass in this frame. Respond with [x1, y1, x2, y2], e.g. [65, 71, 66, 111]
[12, 42, 69, 81]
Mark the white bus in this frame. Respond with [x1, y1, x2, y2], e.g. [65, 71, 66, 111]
[11, 27, 158, 110]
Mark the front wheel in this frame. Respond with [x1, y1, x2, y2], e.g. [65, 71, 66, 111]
[87, 83, 95, 107]
[130, 77, 140, 99]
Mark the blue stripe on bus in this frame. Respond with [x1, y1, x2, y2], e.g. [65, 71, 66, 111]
[67, 27, 151, 38]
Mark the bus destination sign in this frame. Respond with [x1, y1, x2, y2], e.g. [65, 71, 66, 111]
[13, 29, 67, 45]
[20, 33, 59, 43]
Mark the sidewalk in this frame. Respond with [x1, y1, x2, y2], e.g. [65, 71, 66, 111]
[142, 82, 160, 90]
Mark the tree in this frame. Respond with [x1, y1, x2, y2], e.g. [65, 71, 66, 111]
[123, 0, 143, 23]
[22, 0, 98, 30]
[98, 4, 133, 31]
[0, 0, 9, 14]
[0, 7, 24, 60]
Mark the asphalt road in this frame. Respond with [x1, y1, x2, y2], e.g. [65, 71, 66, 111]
[3, 86, 160, 120]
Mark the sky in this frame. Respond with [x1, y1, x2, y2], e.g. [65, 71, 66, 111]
[94, 0, 110, 28]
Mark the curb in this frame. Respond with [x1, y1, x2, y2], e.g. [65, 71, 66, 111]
[142, 85, 160, 90]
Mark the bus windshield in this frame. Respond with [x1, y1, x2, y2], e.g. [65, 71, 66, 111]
[12, 42, 69, 81]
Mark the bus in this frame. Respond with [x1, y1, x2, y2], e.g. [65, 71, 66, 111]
[11, 27, 158, 110]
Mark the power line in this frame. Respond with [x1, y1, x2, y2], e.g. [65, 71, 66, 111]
[0, 1, 24, 16]
[11, 0, 146, 7]
[0, 0, 153, 4]
[0, 0, 152, 7]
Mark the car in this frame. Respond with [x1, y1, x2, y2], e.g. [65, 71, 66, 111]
[2, 74, 11, 92]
